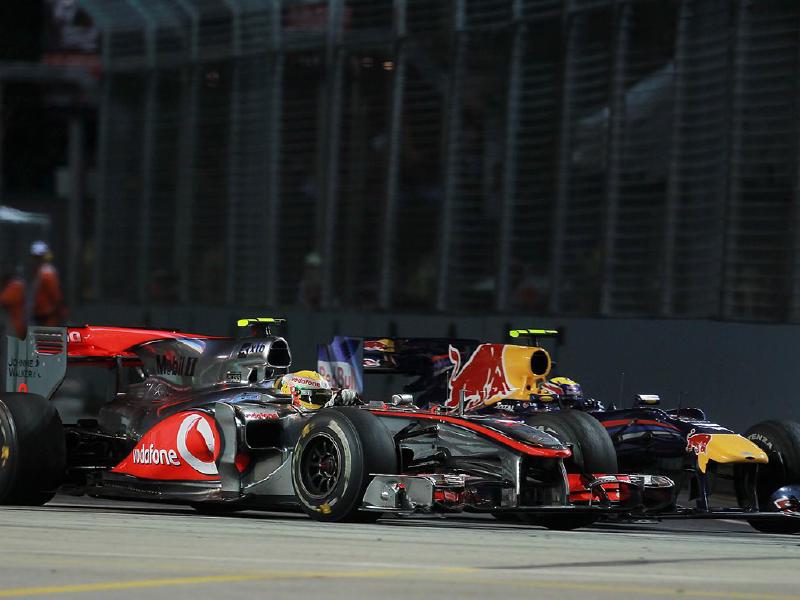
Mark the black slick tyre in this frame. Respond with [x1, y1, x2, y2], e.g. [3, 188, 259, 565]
[524, 410, 618, 474]
[735, 419, 800, 534]
[0, 393, 65, 505]
[291, 407, 397, 523]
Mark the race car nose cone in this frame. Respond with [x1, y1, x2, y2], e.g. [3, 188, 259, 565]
[688, 433, 768, 473]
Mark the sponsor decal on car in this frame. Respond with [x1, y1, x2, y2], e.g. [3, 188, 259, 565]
[132, 445, 180, 466]
[238, 342, 266, 358]
[686, 429, 712, 456]
[7, 357, 41, 379]
[155, 354, 198, 377]
[111, 411, 220, 480]
[363, 339, 395, 353]
[247, 412, 279, 421]
[447, 344, 512, 411]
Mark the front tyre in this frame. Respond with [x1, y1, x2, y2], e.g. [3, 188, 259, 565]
[0, 393, 65, 505]
[524, 411, 618, 474]
[292, 407, 397, 523]
[735, 419, 800, 534]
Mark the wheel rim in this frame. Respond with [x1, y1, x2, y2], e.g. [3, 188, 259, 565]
[300, 433, 342, 498]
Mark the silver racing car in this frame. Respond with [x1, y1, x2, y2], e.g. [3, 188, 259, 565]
[0, 319, 671, 529]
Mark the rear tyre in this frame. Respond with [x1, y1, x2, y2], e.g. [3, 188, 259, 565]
[735, 420, 800, 534]
[515, 411, 617, 530]
[291, 407, 397, 523]
[0, 393, 65, 505]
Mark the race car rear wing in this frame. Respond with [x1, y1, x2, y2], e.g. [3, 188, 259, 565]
[3, 326, 67, 399]
[317, 336, 480, 392]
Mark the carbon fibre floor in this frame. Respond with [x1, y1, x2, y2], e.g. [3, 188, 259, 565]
[0, 496, 797, 600]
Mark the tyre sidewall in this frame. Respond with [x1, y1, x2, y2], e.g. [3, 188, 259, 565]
[560, 410, 618, 474]
[292, 411, 364, 521]
[738, 420, 800, 507]
[736, 419, 800, 534]
[0, 400, 20, 503]
[0, 393, 65, 505]
[525, 411, 618, 474]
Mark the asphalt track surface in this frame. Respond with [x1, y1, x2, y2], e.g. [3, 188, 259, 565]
[0, 496, 798, 600]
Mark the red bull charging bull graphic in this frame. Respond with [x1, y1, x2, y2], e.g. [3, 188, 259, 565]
[447, 344, 512, 411]
[686, 429, 712, 456]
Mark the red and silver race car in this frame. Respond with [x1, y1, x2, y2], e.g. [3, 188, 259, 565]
[0, 320, 671, 529]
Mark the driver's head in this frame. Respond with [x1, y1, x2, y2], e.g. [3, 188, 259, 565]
[276, 370, 332, 410]
[541, 376, 585, 406]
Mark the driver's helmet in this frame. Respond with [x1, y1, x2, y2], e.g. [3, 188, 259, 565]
[276, 370, 332, 410]
[771, 485, 800, 515]
[540, 376, 584, 405]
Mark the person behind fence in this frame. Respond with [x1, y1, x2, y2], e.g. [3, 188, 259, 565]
[26, 241, 66, 327]
[0, 265, 27, 339]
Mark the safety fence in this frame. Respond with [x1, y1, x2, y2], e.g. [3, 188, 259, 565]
[79, 0, 800, 322]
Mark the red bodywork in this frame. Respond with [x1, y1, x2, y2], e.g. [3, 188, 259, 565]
[66, 326, 224, 362]
[686, 431, 712, 455]
[111, 411, 222, 481]
[567, 473, 630, 504]
[446, 344, 511, 410]
[369, 409, 571, 459]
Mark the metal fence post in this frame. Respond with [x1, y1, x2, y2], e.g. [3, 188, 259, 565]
[137, 72, 157, 304]
[66, 116, 85, 308]
[225, 67, 241, 305]
[599, 3, 629, 317]
[128, 0, 157, 304]
[91, 25, 113, 302]
[264, 0, 283, 308]
[548, 13, 577, 315]
[791, 14, 800, 322]
[660, 0, 689, 317]
[0, 81, 4, 204]
[435, 0, 466, 312]
[174, 0, 200, 305]
[320, 0, 345, 308]
[720, 0, 747, 320]
[378, 0, 407, 310]
[0, 81, 4, 250]
[495, 0, 524, 312]
[224, 0, 243, 305]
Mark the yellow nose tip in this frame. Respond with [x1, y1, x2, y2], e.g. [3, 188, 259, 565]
[694, 434, 769, 472]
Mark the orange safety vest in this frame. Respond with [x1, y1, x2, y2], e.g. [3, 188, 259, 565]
[0, 278, 27, 338]
[31, 264, 65, 326]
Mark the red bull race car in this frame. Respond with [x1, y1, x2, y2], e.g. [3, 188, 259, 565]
[320, 331, 800, 533]
[0, 320, 671, 529]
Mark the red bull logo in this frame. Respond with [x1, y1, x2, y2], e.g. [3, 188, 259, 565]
[686, 429, 712, 455]
[447, 344, 512, 411]
[363, 338, 395, 352]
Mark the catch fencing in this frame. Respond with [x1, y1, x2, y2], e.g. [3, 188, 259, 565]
[80, 0, 800, 322]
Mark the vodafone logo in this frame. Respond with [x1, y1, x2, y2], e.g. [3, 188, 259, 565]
[177, 413, 218, 476]
[112, 411, 221, 481]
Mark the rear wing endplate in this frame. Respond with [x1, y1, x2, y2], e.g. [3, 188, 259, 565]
[3, 327, 67, 399]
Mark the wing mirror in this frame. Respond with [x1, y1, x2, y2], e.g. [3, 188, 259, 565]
[390, 393, 414, 406]
[635, 394, 660, 407]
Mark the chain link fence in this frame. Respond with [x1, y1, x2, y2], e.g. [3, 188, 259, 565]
[80, 0, 800, 322]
